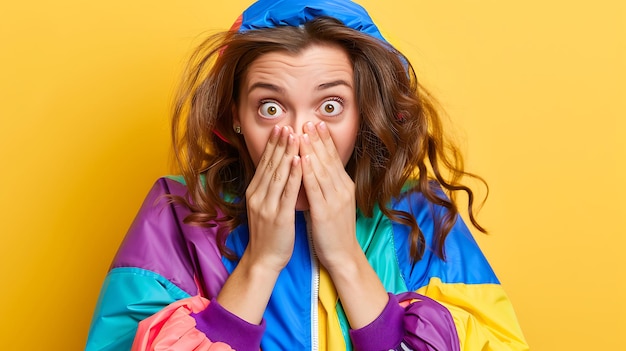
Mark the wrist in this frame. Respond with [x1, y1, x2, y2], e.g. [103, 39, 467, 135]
[242, 247, 289, 276]
[324, 251, 389, 329]
[216, 252, 281, 324]
[322, 247, 365, 277]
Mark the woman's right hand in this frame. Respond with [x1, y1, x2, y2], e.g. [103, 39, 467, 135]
[215, 125, 301, 325]
[244, 125, 302, 272]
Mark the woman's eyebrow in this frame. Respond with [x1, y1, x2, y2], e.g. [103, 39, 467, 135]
[248, 82, 284, 94]
[317, 80, 352, 90]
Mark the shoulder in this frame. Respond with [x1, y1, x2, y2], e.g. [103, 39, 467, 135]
[387, 185, 500, 290]
[110, 176, 225, 296]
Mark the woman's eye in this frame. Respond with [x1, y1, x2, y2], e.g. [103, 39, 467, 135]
[258, 101, 284, 118]
[320, 99, 343, 117]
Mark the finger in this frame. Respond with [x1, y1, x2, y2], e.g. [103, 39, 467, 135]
[300, 152, 325, 204]
[253, 126, 292, 201]
[304, 122, 344, 181]
[247, 125, 281, 192]
[316, 122, 344, 169]
[316, 121, 353, 186]
[302, 132, 345, 203]
[265, 132, 300, 207]
[247, 126, 291, 210]
[280, 154, 302, 210]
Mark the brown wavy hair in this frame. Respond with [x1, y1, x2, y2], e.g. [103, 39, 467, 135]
[170, 17, 487, 262]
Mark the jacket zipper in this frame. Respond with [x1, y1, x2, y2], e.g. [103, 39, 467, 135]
[304, 211, 320, 351]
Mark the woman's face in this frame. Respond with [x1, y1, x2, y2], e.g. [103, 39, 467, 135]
[234, 44, 359, 167]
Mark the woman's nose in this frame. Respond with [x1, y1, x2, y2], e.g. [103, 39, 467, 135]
[290, 113, 315, 135]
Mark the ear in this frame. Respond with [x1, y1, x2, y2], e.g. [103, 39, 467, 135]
[231, 103, 240, 127]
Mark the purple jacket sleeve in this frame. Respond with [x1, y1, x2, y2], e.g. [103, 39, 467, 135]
[192, 299, 265, 351]
[349, 292, 460, 351]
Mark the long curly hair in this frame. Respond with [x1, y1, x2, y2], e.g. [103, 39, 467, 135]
[170, 17, 487, 262]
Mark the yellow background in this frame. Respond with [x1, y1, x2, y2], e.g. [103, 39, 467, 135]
[1, 1, 624, 349]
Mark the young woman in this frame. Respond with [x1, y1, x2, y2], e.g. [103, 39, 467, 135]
[86, 1, 528, 350]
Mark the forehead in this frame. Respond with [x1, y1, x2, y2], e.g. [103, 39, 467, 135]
[242, 44, 354, 89]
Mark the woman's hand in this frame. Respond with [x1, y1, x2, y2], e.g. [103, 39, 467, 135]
[299, 121, 359, 271]
[216, 125, 302, 324]
[244, 125, 302, 272]
[299, 121, 389, 329]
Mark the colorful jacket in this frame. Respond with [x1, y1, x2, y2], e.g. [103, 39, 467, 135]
[85, 176, 528, 350]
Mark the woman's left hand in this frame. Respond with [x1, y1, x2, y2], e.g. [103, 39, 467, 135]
[299, 121, 389, 329]
[299, 121, 360, 271]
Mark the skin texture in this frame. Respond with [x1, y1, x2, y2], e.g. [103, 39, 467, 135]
[217, 44, 389, 330]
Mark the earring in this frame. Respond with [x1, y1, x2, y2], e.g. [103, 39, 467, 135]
[234, 126, 241, 134]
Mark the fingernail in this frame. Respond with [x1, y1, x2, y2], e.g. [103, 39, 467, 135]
[306, 122, 315, 132]
[302, 134, 310, 144]
[288, 134, 295, 144]
[318, 121, 327, 131]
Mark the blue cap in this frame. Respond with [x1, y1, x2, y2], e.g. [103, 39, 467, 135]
[234, 0, 389, 44]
